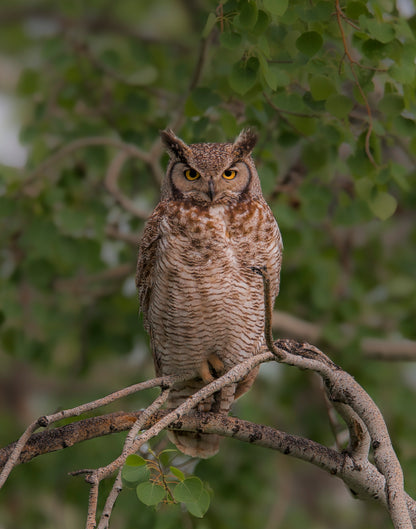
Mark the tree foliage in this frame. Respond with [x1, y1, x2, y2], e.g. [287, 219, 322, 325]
[0, 0, 415, 528]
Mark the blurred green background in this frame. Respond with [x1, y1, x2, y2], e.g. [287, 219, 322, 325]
[0, 0, 415, 527]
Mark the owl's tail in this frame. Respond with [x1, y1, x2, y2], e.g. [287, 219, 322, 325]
[167, 380, 236, 459]
[167, 430, 220, 459]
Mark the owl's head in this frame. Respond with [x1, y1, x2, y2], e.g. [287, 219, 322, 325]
[159, 129, 262, 204]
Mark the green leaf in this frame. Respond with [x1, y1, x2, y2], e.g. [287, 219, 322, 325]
[252, 9, 270, 35]
[220, 111, 239, 136]
[263, 0, 288, 16]
[136, 482, 166, 506]
[263, 63, 290, 90]
[390, 62, 416, 84]
[121, 454, 150, 483]
[361, 39, 388, 61]
[173, 477, 203, 503]
[272, 92, 306, 113]
[220, 31, 242, 49]
[360, 16, 396, 43]
[309, 75, 336, 101]
[355, 177, 374, 199]
[122, 463, 150, 484]
[125, 454, 147, 466]
[379, 94, 404, 116]
[185, 489, 211, 518]
[202, 12, 217, 38]
[158, 449, 179, 467]
[325, 94, 354, 118]
[184, 96, 200, 117]
[368, 191, 397, 220]
[288, 115, 317, 136]
[235, 1, 258, 29]
[192, 87, 221, 110]
[99, 49, 120, 68]
[296, 31, 323, 57]
[345, 1, 369, 20]
[257, 35, 271, 58]
[393, 116, 416, 136]
[127, 66, 158, 86]
[122, 455, 149, 483]
[390, 162, 410, 191]
[229, 57, 259, 95]
[170, 466, 185, 481]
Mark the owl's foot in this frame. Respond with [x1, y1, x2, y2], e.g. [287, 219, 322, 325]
[199, 354, 225, 384]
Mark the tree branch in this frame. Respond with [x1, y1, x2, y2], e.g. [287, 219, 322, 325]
[1, 269, 414, 528]
[256, 266, 412, 529]
[335, 0, 377, 167]
[362, 338, 416, 361]
[104, 151, 152, 219]
[0, 374, 188, 488]
[1, 407, 415, 526]
[25, 136, 152, 188]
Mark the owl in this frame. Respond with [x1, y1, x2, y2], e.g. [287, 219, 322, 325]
[136, 129, 282, 458]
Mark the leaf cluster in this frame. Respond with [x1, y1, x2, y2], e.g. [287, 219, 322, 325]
[122, 450, 211, 518]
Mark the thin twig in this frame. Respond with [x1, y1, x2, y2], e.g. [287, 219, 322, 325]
[335, 0, 377, 167]
[362, 338, 416, 361]
[104, 151, 152, 219]
[96, 469, 123, 529]
[25, 137, 151, 187]
[88, 391, 170, 528]
[86, 481, 100, 529]
[105, 225, 141, 246]
[147, 33, 212, 164]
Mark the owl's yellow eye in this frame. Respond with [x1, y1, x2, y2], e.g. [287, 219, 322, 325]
[184, 168, 200, 181]
[222, 169, 237, 180]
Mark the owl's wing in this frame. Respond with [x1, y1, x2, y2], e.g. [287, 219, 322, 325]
[136, 203, 164, 332]
[136, 204, 167, 376]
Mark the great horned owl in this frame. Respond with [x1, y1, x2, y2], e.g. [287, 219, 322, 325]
[136, 129, 282, 458]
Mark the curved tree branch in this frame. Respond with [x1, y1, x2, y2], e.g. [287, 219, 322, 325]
[0, 270, 413, 528]
[104, 151, 152, 219]
[24, 136, 152, 188]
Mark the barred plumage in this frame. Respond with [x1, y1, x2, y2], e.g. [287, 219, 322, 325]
[136, 129, 282, 458]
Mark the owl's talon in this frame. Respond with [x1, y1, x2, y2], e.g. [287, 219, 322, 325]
[199, 362, 214, 384]
[199, 354, 224, 384]
[208, 353, 224, 374]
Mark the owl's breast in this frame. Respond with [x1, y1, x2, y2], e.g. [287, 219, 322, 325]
[145, 199, 281, 375]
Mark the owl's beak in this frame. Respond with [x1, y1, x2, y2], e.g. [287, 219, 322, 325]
[207, 179, 215, 201]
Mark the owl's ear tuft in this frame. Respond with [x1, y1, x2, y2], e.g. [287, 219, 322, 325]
[232, 128, 258, 159]
[160, 129, 190, 160]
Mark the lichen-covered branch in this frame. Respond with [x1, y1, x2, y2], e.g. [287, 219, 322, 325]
[1, 403, 415, 526]
[0, 270, 413, 528]
[0, 374, 186, 488]
[255, 266, 413, 529]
